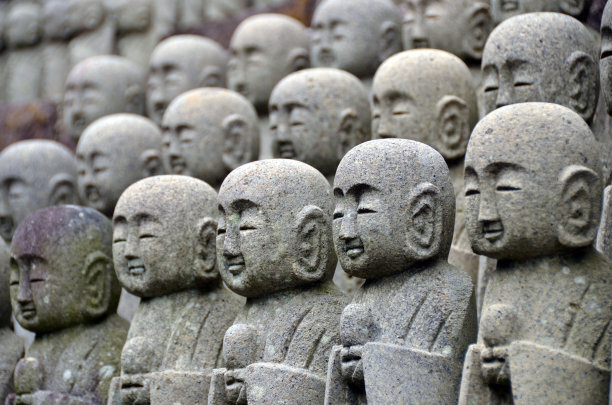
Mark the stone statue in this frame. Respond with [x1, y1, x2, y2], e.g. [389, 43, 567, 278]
[204, 0, 250, 22]
[269, 68, 370, 178]
[325, 139, 476, 404]
[372, 49, 480, 291]
[76, 114, 164, 217]
[0, 140, 79, 243]
[490, 0, 592, 25]
[68, 0, 114, 67]
[108, 175, 240, 404]
[209, 159, 348, 404]
[147, 35, 227, 125]
[4, 1, 43, 104]
[0, 237, 24, 402]
[63, 55, 146, 141]
[8, 205, 128, 405]
[310, 0, 401, 84]
[458, 103, 612, 404]
[161, 88, 259, 188]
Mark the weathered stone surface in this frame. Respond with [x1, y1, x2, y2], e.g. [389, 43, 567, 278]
[325, 139, 476, 404]
[459, 103, 612, 404]
[9, 205, 127, 405]
[162, 88, 259, 188]
[490, 0, 593, 25]
[0, 140, 79, 243]
[76, 113, 164, 217]
[600, 1, 612, 117]
[210, 159, 348, 404]
[67, 0, 114, 67]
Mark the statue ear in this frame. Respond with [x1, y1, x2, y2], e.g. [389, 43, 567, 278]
[83, 251, 113, 319]
[566, 51, 598, 123]
[124, 85, 145, 115]
[194, 218, 218, 276]
[336, 108, 360, 160]
[405, 183, 442, 261]
[288, 48, 309, 72]
[221, 114, 252, 170]
[139, 149, 164, 177]
[379, 21, 400, 63]
[292, 205, 332, 283]
[559, 0, 588, 17]
[48, 174, 78, 206]
[463, 3, 492, 60]
[435, 95, 470, 160]
[199, 65, 224, 88]
[557, 165, 600, 248]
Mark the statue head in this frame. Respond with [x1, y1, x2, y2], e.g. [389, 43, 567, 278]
[106, 0, 152, 35]
[147, 35, 227, 125]
[0, 238, 10, 328]
[311, 0, 402, 78]
[0, 140, 79, 243]
[464, 102, 601, 260]
[217, 159, 336, 298]
[372, 49, 477, 161]
[10, 205, 120, 333]
[161, 88, 259, 187]
[600, 1, 612, 115]
[490, 0, 592, 25]
[228, 14, 309, 111]
[482, 12, 598, 123]
[333, 139, 454, 279]
[113, 175, 220, 298]
[6, 1, 41, 48]
[269, 68, 370, 176]
[64, 55, 146, 140]
[76, 114, 164, 217]
[42, 0, 78, 41]
[401, 0, 492, 61]
[69, 0, 105, 34]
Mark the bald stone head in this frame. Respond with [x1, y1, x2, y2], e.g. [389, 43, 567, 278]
[77, 114, 164, 217]
[401, 0, 492, 61]
[6, 1, 41, 48]
[228, 14, 310, 111]
[482, 12, 599, 123]
[10, 205, 120, 333]
[162, 88, 259, 187]
[0, 238, 10, 327]
[0, 140, 79, 243]
[311, 0, 402, 78]
[147, 35, 227, 124]
[269, 68, 370, 176]
[465, 102, 601, 261]
[64, 55, 146, 140]
[334, 139, 455, 279]
[490, 0, 591, 25]
[113, 175, 220, 298]
[218, 159, 336, 298]
[373, 49, 477, 161]
[600, 1, 612, 115]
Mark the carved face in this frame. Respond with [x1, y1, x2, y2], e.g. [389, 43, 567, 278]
[0, 175, 42, 243]
[372, 81, 426, 142]
[7, 3, 41, 47]
[77, 150, 119, 216]
[43, 0, 75, 41]
[601, 4, 612, 115]
[109, 0, 151, 33]
[147, 60, 193, 125]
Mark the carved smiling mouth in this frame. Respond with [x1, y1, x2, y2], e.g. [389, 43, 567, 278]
[482, 221, 504, 243]
[85, 185, 102, 204]
[19, 302, 36, 320]
[154, 103, 167, 118]
[169, 156, 187, 174]
[344, 238, 364, 259]
[317, 49, 335, 65]
[412, 38, 429, 49]
[501, 0, 519, 12]
[72, 116, 87, 132]
[0, 217, 14, 241]
[127, 258, 145, 276]
[226, 255, 245, 276]
[276, 141, 296, 159]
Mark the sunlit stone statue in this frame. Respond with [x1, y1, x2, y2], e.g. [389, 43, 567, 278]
[325, 139, 476, 404]
[68, 0, 114, 66]
[9, 205, 128, 405]
[310, 0, 401, 84]
[459, 103, 612, 404]
[108, 175, 240, 404]
[147, 35, 227, 125]
[5, 1, 43, 104]
[76, 114, 164, 217]
[269, 68, 370, 178]
[490, 0, 592, 25]
[0, 140, 79, 243]
[209, 159, 348, 404]
[63, 55, 146, 141]
[161, 88, 259, 188]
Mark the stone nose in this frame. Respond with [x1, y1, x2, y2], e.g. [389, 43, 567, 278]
[339, 211, 358, 240]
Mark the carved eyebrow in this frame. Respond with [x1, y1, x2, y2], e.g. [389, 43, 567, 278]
[113, 216, 127, 226]
[285, 101, 310, 111]
[485, 162, 526, 175]
[135, 213, 161, 225]
[506, 58, 532, 69]
[383, 90, 412, 103]
[330, 19, 347, 28]
[464, 166, 477, 177]
[333, 188, 344, 198]
[347, 183, 378, 197]
[230, 199, 258, 212]
[244, 45, 262, 55]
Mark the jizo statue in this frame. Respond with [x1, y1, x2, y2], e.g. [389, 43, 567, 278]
[459, 103, 612, 404]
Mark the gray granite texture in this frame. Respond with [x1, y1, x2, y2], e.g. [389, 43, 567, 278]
[459, 103, 612, 404]
[490, 0, 593, 25]
[325, 139, 476, 404]
[600, 1, 612, 117]
[9, 205, 127, 405]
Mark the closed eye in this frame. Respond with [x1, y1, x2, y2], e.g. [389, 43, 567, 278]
[513, 81, 532, 87]
[602, 49, 612, 60]
[217, 228, 226, 235]
[30, 278, 45, 283]
[139, 234, 156, 239]
[484, 86, 498, 93]
[496, 185, 521, 191]
[465, 189, 480, 196]
[113, 238, 126, 243]
[333, 212, 344, 219]
[239, 225, 256, 231]
[357, 208, 376, 214]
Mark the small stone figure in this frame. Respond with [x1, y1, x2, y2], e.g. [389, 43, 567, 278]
[63, 55, 146, 141]
[76, 114, 164, 217]
[161, 88, 259, 188]
[325, 139, 476, 404]
[372, 49, 480, 290]
[4, 1, 43, 104]
[458, 103, 612, 404]
[0, 238, 24, 402]
[109, 175, 240, 404]
[9, 206, 128, 405]
[209, 159, 348, 404]
[310, 0, 401, 84]
[269, 68, 370, 178]
[68, 0, 114, 67]
[147, 35, 227, 125]
[0, 140, 79, 243]
[490, 0, 592, 25]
